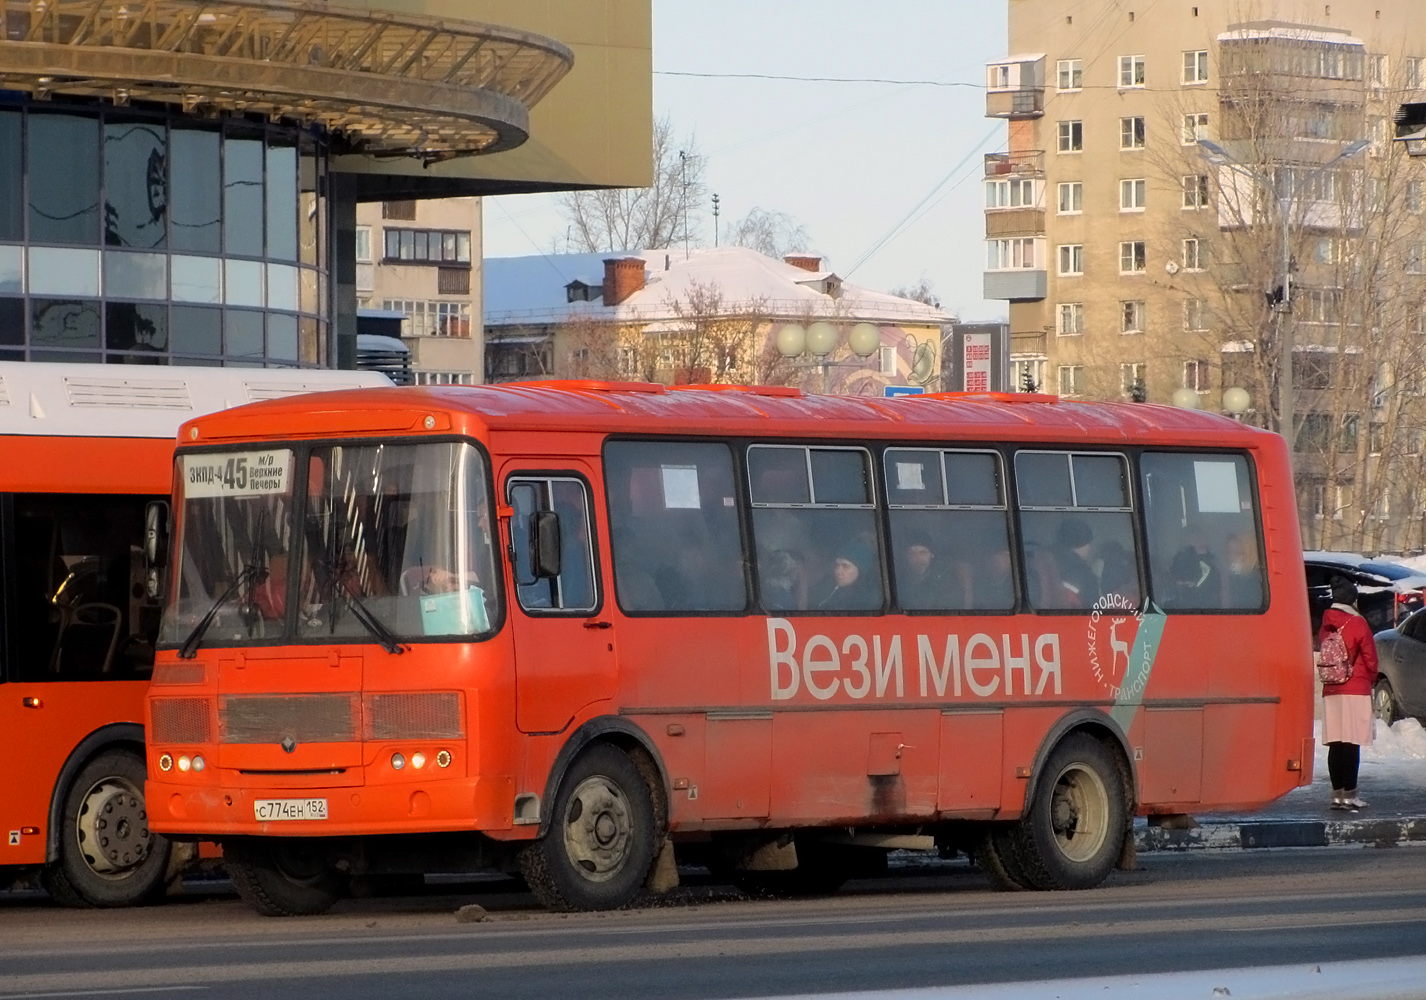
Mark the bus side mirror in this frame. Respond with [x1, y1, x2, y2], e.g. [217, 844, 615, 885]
[144, 501, 170, 567]
[530, 510, 562, 579]
[144, 500, 170, 601]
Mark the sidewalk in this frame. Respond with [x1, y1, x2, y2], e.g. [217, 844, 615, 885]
[1138, 716, 1426, 852]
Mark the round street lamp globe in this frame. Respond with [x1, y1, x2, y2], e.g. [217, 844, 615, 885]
[806, 321, 840, 358]
[847, 322, 881, 358]
[775, 323, 806, 358]
[1222, 386, 1251, 415]
[1171, 387, 1201, 409]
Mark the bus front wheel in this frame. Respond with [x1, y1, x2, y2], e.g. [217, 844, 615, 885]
[1009, 733, 1126, 891]
[43, 748, 171, 907]
[520, 745, 658, 912]
[224, 837, 347, 916]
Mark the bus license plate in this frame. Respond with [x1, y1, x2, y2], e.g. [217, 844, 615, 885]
[254, 798, 328, 822]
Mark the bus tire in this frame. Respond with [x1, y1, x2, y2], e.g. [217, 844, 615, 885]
[519, 744, 657, 912]
[1008, 733, 1126, 891]
[224, 837, 347, 916]
[975, 826, 1031, 891]
[42, 749, 171, 908]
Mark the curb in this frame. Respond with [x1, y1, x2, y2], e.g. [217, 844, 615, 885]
[1137, 816, 1426, 851]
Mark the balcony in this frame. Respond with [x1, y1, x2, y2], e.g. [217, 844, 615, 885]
[985, 209, 1045, 238]
[984, 150, 1045, 177]
[986, 88, 1045, 119]
[984, 270, 1047, 302]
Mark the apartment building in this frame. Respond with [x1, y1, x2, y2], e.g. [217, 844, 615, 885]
[356, 198, 482, 385]
[986, 1, 1426, 550]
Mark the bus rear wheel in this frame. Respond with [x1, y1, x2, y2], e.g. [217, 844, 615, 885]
[519, 745, 657, 912]
[43, 749, 171, 907]
[224, 837, 347, 916]
[976, 826, 1032, 891]
[1008, 733, 1126, 891]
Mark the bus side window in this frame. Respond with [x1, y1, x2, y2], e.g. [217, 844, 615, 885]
[507, 477, 598, 614]
[885, 449, 1014, 612]
[748, 445, 883, 614]
[10, 494, 159, 681]
[1141, 452, 1263, 612]
[1015, 451, 1141, 612]
[603, 441, 747, 614]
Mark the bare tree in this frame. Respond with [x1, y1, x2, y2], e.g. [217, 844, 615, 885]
[726, 207, 811, 259]
[557, 116, 705, 253]
[888, 277, 942, 309]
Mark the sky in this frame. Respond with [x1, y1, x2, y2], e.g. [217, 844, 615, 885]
[482, 1, 1009, 323]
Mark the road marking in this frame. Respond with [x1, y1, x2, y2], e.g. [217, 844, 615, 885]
[0, 988, 206, 999]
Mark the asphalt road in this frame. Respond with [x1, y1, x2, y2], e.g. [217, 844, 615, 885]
[3, 848, 1425, 999]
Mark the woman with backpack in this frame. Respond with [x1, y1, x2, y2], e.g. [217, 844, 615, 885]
[1318, 577, 1379, 811]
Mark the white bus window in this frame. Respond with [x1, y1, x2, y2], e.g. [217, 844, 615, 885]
[749, 445, 882, 614]
[1141, 452, 1263, 611]
[886, 449, 1013, 612]
[604, 441, 746, 614]
[1016, 451, 1141, 612]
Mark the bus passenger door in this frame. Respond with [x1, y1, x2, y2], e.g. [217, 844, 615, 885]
[503, 468, 616, 734]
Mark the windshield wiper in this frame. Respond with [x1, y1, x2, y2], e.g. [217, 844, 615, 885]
[331, 577, 405, 656]
[178, 563, 266, 659]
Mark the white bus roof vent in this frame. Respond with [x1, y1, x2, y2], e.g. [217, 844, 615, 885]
[244, 379, 371, 402]
[63, 376, 194, 410]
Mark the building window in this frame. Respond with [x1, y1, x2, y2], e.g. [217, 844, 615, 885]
[1183, 358, 1210, 391]
[1120, 362, 1146, 399]
[1120, 178, 1146, 211]
[383, 228, 472, 265]
[1119, 55, 1146, 88]
[1011, 355, 1046, 393]
[1057, 58, 1083, 90]
[1058, 244, 1084, 276]
[1370, 54, 1388, 90]
[382, 200, 417, 221]
[1184, 298, 1209, 331]
[438, 267, 471, 295]
[987, 237, 1038, 270]
[1409, 244, 1426, 275]
[1369, 422, 1386, 455]
[1182, 113, 1209, 145]
[1408, 181, 1424, 214]
[1407, 57, 1425, 91]
[879, 345, 896, 375]
[1058, 365, 1084, 397]
[1058, 302, 1085, 335]
[381, 299, 471, 338]
[355, 227, 372, 264]
[1057, 120, 1083, 153]
[989, 64, 1011, 89]
[1057, 181, 1083, 214]
[1183, 238, 1204, 271]
[1182, 49, 1209, 84]
[1120, 116, 1146, 149]
[1120, 241, 1146, 273]
[986, 177, 1037, 208]
[1121, 300, 1145, 334]
[1182, 174, 1210, 209]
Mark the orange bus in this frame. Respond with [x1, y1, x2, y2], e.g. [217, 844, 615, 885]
[0, 361, 388, 907]
[145, 381, 1313, 915]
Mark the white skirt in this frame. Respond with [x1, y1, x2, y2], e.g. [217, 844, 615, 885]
[1323, 694, 1374, 746]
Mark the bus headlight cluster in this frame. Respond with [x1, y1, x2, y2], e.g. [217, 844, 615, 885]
[158, 753, 173, 772]
[390, 750, 451, 771]
[167, 754, 205, 773]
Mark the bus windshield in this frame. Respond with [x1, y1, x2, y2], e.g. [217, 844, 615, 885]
[161, 441, 498, 647]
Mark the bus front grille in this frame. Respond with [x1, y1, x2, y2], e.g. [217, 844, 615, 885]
[219, 694, 357, 744]
[151, 697, 213, 744]
[364, 692, 464, 740]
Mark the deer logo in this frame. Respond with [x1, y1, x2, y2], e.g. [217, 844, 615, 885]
[1108, 617, 1131, 680]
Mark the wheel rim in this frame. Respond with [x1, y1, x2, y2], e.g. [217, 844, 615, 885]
[1375, 685, 1394, 722]
[74, 776, 151, 880]
[1047, 762, 1110, 864]
[562, 774, 633, 883]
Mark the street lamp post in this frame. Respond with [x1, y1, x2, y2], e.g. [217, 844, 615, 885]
[775, 321, 882, 393]
[1196, 138, 1368, 464]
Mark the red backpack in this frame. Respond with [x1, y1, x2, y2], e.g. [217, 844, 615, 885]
[1318, 626, 1352, 685]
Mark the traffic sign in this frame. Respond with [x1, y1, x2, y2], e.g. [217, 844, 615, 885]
[884, 385, 925, 397]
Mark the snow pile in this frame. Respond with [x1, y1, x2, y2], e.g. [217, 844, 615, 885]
[1365, 716, 1426, 761]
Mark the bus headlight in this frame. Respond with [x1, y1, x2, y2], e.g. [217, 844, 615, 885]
[192, 755, 206, 773]
[391, 753, 406, 771]
[158, 754, 173, 772]
[411, 752, 426, 770]
[436, 750, 451, 768]
[177, 755, 192, 772]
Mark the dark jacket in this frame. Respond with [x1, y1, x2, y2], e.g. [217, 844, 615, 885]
[1319, 604, 1379, 697]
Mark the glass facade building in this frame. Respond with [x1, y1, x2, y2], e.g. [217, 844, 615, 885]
[0, 99, 330, 367]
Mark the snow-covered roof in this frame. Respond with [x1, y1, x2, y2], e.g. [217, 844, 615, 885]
[1218, 23, 1363, 46]
[483, 246, 952, 330]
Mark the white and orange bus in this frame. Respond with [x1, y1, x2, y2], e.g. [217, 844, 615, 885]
[145, 381, 1313, 914]
[0, 361, 388, 906]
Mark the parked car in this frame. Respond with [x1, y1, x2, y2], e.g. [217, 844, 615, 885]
[1304, 552, 1426, 639]
[1372, 609, 1426, 724]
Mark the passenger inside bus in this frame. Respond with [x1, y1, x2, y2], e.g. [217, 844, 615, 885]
[817, 540, 877, 610]
[1165, 545, 1221, 608]
[1052, 517, 1099, 607]
[899, 533, 951, 608]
